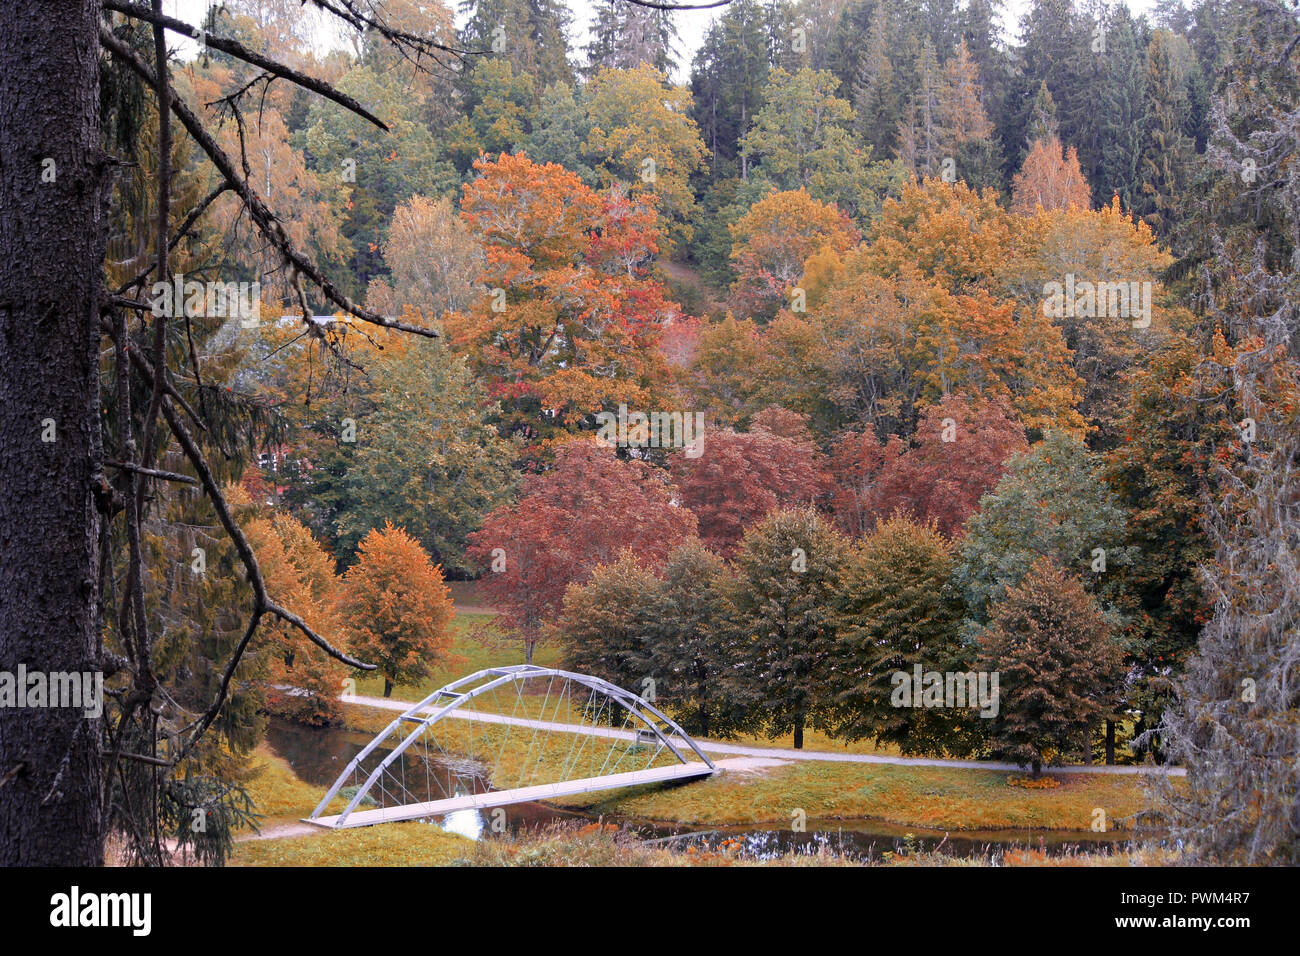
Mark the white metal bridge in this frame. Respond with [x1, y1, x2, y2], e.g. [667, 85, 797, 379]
[305, 665, 716, 829]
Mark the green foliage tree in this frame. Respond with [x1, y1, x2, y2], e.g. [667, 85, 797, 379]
[955, 430, 1132, 634]
[558, 551, 667, 696]
[831, 515, 980, 756]
[648, 540, 739, 738]
[336, 340, 518, 575]
[523, 82, 595, 182]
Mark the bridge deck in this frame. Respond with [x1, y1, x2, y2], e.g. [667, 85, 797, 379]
[304, 762, 715, 829]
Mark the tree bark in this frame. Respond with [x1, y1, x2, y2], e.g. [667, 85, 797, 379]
[0, 0, 107, 865]
[384, 678, 393, 698]
[1105, 719, 1116, 766]
[793, 716, 804, 750]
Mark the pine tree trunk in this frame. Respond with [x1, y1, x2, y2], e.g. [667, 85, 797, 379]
[383, 678, 393, 698]
[793, 716, 804, 750]
[0, 0, 107, 866]
[1105, 720, 1116, 765]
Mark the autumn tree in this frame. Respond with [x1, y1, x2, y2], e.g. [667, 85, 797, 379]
[977, 557, 1126, 777]
[446, 153, 678, 450]
[341, 522, 456, 696]
[1010, 134, 1092, 215]
[581, 64, 707, 247]
[1003, 197, 1175, 440]
[468, 440, 696, 661]
[669, 418, 826, 555]
[245, 513, 348, 724]
[828, 394, 1028, 538]
[727, 188, 859, 320]
[831, 515, 980, 756]
[445, 58, 536, 170]
[370, 193, 485, 318]
[1102, 334, 1216, 760]
[680, 314, 769, 427]
[725, 507, 850, 749]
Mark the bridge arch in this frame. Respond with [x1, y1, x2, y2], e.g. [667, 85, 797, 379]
[307, 665, 715, 829]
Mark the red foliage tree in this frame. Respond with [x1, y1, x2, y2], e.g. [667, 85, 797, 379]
[829, 394, 1027, 538]
[670, 411, 826, 555]
[468, 440, 697, 661]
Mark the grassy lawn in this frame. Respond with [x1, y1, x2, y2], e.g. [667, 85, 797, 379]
[236, 709, 1162, 865]
[350, 613, 564, 704]
[232, 823, 473, 866]
[559, 760, 1152, 832]
[254, 609, 1160, 850]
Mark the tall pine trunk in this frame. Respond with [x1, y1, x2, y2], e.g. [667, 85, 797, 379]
[0, 0, 107, 865]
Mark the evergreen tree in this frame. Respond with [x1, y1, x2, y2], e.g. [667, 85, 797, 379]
[522, 82, 595, 182]
[939, 40, 1001, 189]
[851, 2, 897, 155]
[690, 0, 781, 173]
[977, 556, 1126, 777]
[896, 39, 948, 179]
[1100, 6, 1149, 215]
[831, 515, 979, 756]
[458, 0, 573, 94]
[1151, 0, 1300, 864]
[1138, 29, 1196, 237]
[585, 1, 680, 76]
[725, 507, 850, 748]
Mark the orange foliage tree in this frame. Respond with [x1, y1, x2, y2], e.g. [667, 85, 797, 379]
[244, 513, 348, 725]
[727, 188, 859, 320]
[340, 522, 456, 697]
[445, 153, 681, 453]
[1010, 135, 1092, 215]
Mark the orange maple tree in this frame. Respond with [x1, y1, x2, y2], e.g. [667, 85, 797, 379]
[445, 153, 681, 452]
[340, 522, 456, 697]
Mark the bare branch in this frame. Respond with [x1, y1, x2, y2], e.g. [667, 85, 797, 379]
[100, 27, 439, 340]
[102, 1, 391, 130]
[105, 459, 199, 485]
